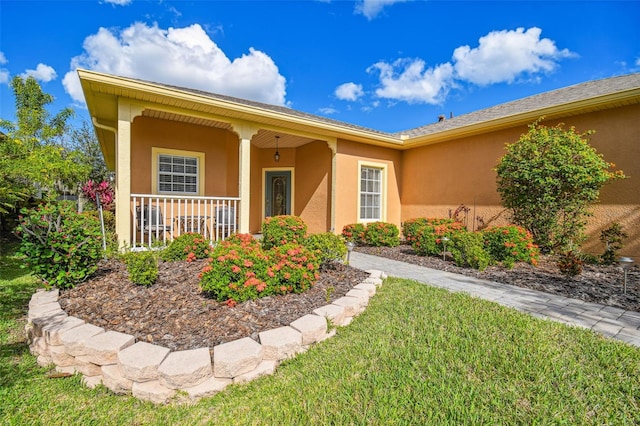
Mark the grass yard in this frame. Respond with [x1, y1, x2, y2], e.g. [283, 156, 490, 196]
[1, 245, 639, 425]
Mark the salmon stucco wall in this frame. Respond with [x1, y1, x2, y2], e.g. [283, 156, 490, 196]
[294, 141, 332, 234]
[130, 116, 238, 197]
[401, 104, 640, 258]
[335, 139, 402, 234]
[248, 141, 331, 235]
[249, 145, 296, 233]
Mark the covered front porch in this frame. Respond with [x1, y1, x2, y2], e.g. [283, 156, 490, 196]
[109, 106, 338, 249]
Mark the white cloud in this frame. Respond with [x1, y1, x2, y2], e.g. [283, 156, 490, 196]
[636, 57, 640, 67]
[20, 63, 57, 82]
[368, 59, 454, 104]
[349, 27, 572, 105]
[319, 107, 338, 115]
[355, 0, 408, 20]
[452, 27, 575, 86]
[63, 22, 286, 106]
[0, 52, 8, 83]
[335, 82, 364, 101]
[103, 0, 132, 5]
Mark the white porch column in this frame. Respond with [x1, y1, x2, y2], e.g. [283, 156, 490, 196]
[327, 139, 338, 233]
[234, 123, 259, 234]
[115, 100, 143, 249]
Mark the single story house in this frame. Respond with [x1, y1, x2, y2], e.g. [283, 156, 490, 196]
[79, 70, 640, 257]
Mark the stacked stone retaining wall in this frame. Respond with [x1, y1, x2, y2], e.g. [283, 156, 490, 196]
[26, 270, 386, 404]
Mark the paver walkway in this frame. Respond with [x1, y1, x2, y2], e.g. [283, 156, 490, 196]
[350, 252, 640, 347]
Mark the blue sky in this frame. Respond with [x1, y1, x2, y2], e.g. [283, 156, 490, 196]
[1, 0, 639, 133]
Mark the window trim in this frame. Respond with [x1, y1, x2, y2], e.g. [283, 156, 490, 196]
[357, 161, 387, 223]
[151, 147, 205, 196]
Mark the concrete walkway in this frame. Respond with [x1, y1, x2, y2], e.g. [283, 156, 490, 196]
[350, 252, 640, 347]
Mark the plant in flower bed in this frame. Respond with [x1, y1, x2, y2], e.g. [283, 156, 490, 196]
[15, 201, 103, 289]
[411, 221, 467, 257]
[402, 218, 457, 243]
[268, 243, 320, 294]
[200, 233, 271, 305]
[364, 221, 400, 247]
[161, 232, 211, 262]
[199, 230, 321, 306]
[261, 215, 307, 250]
[303, 232, 347, 266]
[449, 231, 491, 271]
[483, 225, 539, 268]
[341, 223, 367, 245]
[121, 250, 158, 286]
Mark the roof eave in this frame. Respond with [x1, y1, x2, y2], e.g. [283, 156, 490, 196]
[78, 69, 404, 149]
[402, 88, 640, 148]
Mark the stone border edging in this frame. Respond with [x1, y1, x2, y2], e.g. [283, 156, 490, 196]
[25, 270, 387, 404]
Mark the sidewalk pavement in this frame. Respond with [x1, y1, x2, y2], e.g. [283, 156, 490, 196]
[350, 252, 640, 347]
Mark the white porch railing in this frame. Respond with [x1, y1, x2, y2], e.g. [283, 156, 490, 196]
[131, 194, 240, 248]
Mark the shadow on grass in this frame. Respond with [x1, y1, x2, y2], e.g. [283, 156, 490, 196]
[0, 341, 32, 388]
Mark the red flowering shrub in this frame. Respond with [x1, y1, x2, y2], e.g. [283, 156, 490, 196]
[161, 232, 211, 262]
[199, 234, 271, 303]
[261, 215, 307, 250]
[341, 223, 366, 245]
[402, 218, 456, 243]
[364, 222, 400, 247]
[411, 221, 466, 256]
[482, 225, 539, 268]
[81, 180, 115, 211]
[199, 232, 320, 305]
[267, 243, 320, 294]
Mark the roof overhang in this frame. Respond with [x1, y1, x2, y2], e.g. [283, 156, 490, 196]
[79, 69, 640, 169]
[402, 87, 640, 149]
[78, 69, 405, 169]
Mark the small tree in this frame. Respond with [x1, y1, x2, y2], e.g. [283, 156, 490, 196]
[495, 120, 625, 253]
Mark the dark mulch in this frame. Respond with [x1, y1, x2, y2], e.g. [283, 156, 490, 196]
[59, 245, 640, 353]
[58, 259, 368, 352]
[356, 244, 640, 312]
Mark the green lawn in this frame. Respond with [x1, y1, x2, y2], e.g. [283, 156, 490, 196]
[1, 245, 639, 425]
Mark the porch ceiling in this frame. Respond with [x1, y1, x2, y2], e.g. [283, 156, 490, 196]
[142, 109, 318, 148]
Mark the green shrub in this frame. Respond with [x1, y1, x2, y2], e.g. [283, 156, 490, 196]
[341, 223, 367, 245]
[200, 234, 271, 305]
[600, 222, 628, 265]
[161, 232, 211, 262]
[364, 222, 400, 247]
[495, 120, 625, 253]
[16, 201, 103, 289]
[450, 232, 491, 271]
[411, 221, 466, 257]
[402, 218, 456, 243]
[121, 250, 158, 286]
[304, 232, 347, 266]
[261, 215, 307, 250]
[483, 225, 539, 268]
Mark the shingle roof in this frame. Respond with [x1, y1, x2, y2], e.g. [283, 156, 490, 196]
[130, 72, 640, 140]
[394, 73, 640, 138]
[143, 79, 392, 137]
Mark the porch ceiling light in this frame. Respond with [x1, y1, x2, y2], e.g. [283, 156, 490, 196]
[274, 135, 280, 162]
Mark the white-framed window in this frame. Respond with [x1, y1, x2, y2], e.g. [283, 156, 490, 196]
[358, 162, 386, 222]
[152, 148, 204, 195]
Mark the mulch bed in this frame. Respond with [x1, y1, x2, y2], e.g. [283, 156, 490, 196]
[357, 245, 640, 312]
[59, 245, 640, 353]
[58, 259, 368, 352]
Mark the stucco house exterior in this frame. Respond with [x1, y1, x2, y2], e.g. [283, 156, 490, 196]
[79, 70, 640, 257]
